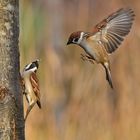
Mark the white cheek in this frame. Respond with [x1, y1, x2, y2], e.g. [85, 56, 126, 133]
[29, 67, 37, 72]
[22, 67, 37, 76]
[77, 32, 84, 44]
[25, 63, 32, 70]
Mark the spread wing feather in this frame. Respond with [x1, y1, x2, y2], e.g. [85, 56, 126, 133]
[91, 8, 135, 53]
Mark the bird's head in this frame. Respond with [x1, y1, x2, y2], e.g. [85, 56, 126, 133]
[24, 59, 39, 73]
[67, 31, 90, 45]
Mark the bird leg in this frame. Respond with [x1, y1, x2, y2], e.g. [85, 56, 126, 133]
[80, 54, 94, 64]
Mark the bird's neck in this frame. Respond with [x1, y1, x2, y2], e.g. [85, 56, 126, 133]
[79, 40, 97, 60]
[80, 40, 92, 53]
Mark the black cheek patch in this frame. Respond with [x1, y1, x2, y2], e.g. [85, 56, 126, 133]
[74, 38, 79, 42]
[25, 63, 36, 71]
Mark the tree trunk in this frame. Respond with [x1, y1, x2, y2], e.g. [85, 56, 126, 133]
[0, 0, 25, 139]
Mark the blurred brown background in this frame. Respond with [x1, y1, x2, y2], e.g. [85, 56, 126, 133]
[20, 0, 140, 140]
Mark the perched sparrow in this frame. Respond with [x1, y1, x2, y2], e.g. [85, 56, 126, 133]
[67, 8, 135, 88]
[21, 59, 41, 121]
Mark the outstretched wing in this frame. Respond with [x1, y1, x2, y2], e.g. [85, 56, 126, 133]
[91, 8, 135, 53]
[30, 72, 41, 108]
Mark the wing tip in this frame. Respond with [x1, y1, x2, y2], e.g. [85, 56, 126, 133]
[37, 100, 41, 109]
[117, 7, 135, 17]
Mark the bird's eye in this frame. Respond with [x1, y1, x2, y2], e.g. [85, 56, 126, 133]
[73, 38, 79, 42]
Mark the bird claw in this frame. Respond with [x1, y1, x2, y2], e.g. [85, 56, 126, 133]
[80, 54, 87, 61]
[89, 59, 94, 64]
[80, 54, 94, 64]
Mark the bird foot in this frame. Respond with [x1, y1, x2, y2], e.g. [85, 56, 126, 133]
[80, 54, 94, 64]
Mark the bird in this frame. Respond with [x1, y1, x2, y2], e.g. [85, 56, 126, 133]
[21, 59, 41, 121]
[67, 8, 135, 88]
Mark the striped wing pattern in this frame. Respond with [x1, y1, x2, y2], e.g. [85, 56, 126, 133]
[30, 72, 41, 108]
[92, 8, 135, 53]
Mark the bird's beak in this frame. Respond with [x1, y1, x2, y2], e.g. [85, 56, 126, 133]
[36, 59, 40, 62]
[38, 59, 42, 62]
[67, 40, 71, 45]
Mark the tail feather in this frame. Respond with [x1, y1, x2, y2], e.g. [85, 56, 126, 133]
[24, 102, 36, 121]
[103, 63, 113, 89]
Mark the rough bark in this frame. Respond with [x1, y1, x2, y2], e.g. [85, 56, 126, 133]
[0, 0, 25, 139]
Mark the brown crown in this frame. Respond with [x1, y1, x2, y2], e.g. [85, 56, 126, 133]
[67, 31, 83, 44]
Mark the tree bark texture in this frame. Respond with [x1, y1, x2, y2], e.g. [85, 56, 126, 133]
[0, 0, 25, 140]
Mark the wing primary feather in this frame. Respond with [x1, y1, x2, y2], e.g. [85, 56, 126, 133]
[91, 8, 135, 53]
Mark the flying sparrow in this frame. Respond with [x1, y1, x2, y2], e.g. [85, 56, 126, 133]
[67, 8, 135, 88]
[21, 59, 41, 121]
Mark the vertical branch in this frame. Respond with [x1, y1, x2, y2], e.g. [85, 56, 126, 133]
[0, 0, 25, 139]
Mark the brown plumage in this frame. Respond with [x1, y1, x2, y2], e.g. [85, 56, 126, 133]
[30, 72, 41, 108]
[21, 60, 41, 121]
[67, 8, 135, 88]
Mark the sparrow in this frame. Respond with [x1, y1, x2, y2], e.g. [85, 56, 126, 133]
[21, 59, 41, 121]
[67, 8, 135, 88]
